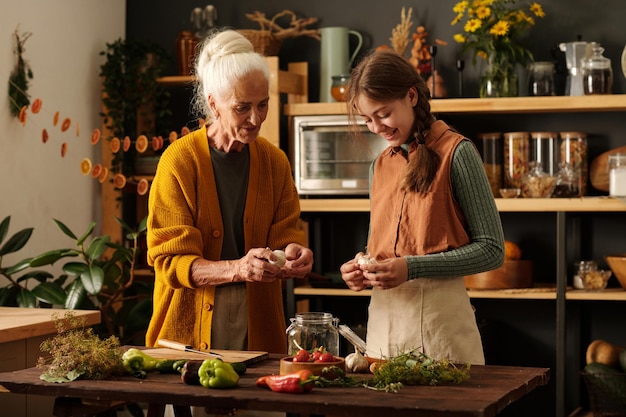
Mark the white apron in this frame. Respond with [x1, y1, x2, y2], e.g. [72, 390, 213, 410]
[365, 276, 485, 365]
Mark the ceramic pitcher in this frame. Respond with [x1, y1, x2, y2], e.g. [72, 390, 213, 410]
[319, 27, 363, 102]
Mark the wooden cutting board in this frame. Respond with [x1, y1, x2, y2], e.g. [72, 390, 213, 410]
[589, 145, 626, 192]
[141, 348, 269, 365]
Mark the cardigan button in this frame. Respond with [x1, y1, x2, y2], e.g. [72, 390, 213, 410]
[203, 303, 213, 311]
[212, 230, 221, 238]
[200, 342, 208, 350]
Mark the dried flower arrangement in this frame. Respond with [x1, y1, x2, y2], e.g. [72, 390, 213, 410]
[241, 10, 320, 55]
[8, 26, 33, 118]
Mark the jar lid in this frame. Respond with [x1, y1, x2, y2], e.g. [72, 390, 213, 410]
[477, 132, 501, 140]
[504, 131, 529, 138]
[529, 61, 555, 70]
[559, 131, 587, 139]
[530, 131, 557, 139]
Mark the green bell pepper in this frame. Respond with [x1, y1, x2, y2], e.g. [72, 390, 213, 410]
[122, 348, 186, 378]
[198, 358, 239, 389]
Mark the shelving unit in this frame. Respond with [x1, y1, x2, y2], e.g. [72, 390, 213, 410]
[285, 95, 626, 417]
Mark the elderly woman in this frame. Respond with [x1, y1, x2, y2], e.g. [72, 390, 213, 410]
[145, 29, 313, 355]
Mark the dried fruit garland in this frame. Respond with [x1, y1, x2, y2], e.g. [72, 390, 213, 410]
[8, 26, 33, 118]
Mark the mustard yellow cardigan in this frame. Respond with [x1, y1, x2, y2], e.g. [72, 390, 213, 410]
[145, 126, 305, 353]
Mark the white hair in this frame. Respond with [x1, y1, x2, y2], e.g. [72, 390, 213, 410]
[192, 29, 270, 122]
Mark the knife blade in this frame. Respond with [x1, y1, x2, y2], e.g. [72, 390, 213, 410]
[157, 339, 223, 357]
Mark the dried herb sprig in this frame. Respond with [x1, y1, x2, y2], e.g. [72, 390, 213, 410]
[8, 26, 33, 118]
[37, 311, 126, 383]
[366, 349, 471, 391]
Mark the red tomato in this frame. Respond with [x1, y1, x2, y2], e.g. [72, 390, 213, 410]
[292, 349, 310, 362]
[311, 350, 322, 361]
[315, 352, 335, 363]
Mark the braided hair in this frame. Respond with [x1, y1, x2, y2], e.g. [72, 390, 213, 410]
[347, 50, 440, 193]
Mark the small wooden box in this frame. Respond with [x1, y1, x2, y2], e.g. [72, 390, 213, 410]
[464, 260, 533, 290]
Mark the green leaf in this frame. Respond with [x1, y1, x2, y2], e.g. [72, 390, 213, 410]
[137, 217, 147, 233]
[31, 282, 67, 305]
[0, 216, 10, 244]
[63, 262, 89, 276]
[115, 216, 133, 234]
[17, 270, 54, 283]
[17, 288, 37, 308]
[64, 279, 86, 309]
[5, 258, 33, 275]
[76, 222, 96, 246]
[0, 286, 18, 306]
[81, 265, 105, 295]
[53, 219, 77, 240]
[29, 249, 74, 267]
[0, 228, 33, 256]
[86, 236, 110, 261]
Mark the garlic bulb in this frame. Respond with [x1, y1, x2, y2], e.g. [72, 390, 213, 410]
[345, 346, 369, 373]
[357, 254, 376, 266]
[270, 250, 286, 267]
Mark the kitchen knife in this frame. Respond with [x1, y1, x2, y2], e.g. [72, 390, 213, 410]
[157, 339, 223, 357]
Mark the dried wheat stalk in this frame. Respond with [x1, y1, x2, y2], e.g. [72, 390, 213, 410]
[390, 7, 413, 55]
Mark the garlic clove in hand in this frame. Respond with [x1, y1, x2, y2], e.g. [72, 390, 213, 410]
[345, 346, 369, 373]
[270, 249, 286, 267]
[357, 254, 376, 266]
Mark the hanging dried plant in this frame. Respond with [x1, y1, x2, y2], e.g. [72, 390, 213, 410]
[8, 26, 33, 118]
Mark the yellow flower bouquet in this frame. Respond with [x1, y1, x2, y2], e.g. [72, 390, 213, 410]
[451, 0, 545, 97]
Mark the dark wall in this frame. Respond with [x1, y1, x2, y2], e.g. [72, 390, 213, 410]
[127, 0, 626, 100]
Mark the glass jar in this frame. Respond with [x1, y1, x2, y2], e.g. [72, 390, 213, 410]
[530, 131, 558, 176]
[331, 74, 350, 102]
[477, 132, 503, 197]
[521, 161, 556, 198]
[582, 45, 613, 95]
[573, 260, 598, 289]
[503, 131, 529, 189]
[552, 162, 581, 198]
[286, 312, 339, 356]
[528, 61, 555, 96]
[558, 132, 588, 196]
[608, 153, 626, 197]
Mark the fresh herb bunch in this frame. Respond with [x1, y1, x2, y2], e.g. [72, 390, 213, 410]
[367, 349, 471, 390]
[37, 312, 126, 382]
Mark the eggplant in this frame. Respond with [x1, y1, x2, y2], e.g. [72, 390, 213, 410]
[180, 360, 204, 385]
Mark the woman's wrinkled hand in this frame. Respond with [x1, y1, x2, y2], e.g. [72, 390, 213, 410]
[234, 247, 283, 282]
[360, 257, 408, 290]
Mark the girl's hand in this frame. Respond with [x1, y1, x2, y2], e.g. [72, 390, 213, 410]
[340, 252, 369, 292]
[360, 257, 408, 290]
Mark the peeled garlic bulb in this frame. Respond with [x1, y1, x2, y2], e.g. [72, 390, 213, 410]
[345, 346, 369, 373]
[357, 254, 376, 266]
[270, 250, 286, 267]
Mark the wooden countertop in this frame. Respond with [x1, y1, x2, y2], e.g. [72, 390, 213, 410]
[0, 307, 101, 344]
[0, 352, 550, 417]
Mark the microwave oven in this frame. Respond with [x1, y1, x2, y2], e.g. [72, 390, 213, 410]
[291, 115, 389, 195]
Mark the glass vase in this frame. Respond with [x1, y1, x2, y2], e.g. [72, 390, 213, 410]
[479, 53, 519, 98]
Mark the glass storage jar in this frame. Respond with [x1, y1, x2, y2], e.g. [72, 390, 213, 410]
[552, 162, 581, 198]
[286, 312, 339, 356]
[530, 131, 558, 176]
[528, 61, 555, 96]
[503, 131, 529, 189]
[558, 132, 588, 196]
[521, 161, 556, 198]
[477, 132, 503, 197]
[582, 45, 613, 95]
[608, 153, 626, 197]
[573, 260, 598, 289]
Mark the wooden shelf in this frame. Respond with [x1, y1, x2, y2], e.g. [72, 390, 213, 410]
[285, 94, 626, 116]
[299, 197, 626, 213]
[293, 285, 626, 301]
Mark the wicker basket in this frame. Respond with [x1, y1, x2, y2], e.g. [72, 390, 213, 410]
[237, 30, 283, 56]
[582, 372, 626, 417]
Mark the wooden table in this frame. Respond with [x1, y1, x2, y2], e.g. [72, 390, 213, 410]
[0, 307, 101, 417]
[0, 353, 549, 417]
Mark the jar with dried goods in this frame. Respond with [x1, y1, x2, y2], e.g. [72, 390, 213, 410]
[504, 131, 529, 189]
[477, 132, 502, 197]
[521, 161, 556, 198]
[558, 132, 588, 196]
[552, 162, 580, 198]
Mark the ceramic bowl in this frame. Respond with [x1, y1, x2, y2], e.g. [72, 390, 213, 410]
[499, 188, 521, 198]
[605, 254, 626, 290]
[279, 356, 345, 378]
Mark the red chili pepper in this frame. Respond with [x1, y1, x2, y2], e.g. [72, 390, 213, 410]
[256, 369, 315, 393]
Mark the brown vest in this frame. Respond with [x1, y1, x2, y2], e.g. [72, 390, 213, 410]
[368, 120, 470, 259]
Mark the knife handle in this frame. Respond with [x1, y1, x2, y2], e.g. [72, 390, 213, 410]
[157, 339, 190, 351]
